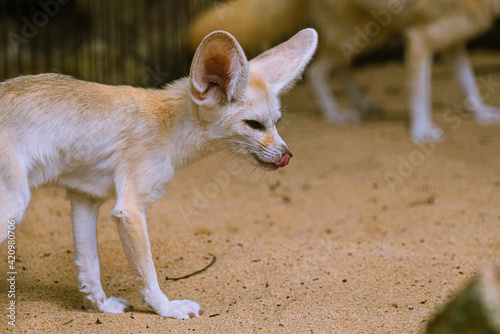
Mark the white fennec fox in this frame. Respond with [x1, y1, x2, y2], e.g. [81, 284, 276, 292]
[0, 28, 318, 318]
[188, 0, 500, 142]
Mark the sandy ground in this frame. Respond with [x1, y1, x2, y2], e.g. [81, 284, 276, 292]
[2, 51, 500, 333]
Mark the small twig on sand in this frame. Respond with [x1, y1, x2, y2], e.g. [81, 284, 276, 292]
[165, 255, 216, 281]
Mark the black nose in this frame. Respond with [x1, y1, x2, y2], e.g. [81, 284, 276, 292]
[284, 147, 293, 157]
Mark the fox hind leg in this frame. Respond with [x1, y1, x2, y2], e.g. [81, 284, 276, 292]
[308, 56, 361, 124]
[444, 44, 500, 125]
[406, 29, 444, 142]
[337, 67, 383, 119]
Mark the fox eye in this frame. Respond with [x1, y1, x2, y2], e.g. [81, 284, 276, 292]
[243, 120, 266, 131]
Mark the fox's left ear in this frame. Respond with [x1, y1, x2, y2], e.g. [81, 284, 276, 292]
[249, 28, 318, 94]
[190, 31, 249, 106]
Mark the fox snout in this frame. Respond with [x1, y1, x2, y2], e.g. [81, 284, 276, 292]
[251, 140, 292, 171]
[275, 147, 293, 168]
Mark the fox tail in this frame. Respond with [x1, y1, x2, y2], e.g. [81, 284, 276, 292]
[186, 0, 308, 56]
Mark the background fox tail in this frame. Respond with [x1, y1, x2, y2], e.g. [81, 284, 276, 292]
[186, 0, 308, 56]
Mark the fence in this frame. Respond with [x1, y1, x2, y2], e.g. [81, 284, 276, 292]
[1, 1, 499, 87]
[0, 0, 217, 86]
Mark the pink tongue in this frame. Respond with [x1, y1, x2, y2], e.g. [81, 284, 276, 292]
[275, 155, 291, 168]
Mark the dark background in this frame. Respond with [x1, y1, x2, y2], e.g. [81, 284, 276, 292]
[1, 0, 499, 87]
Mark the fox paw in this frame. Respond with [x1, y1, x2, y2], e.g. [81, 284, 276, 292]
[323, 109, 361, 125]
[353, 96, 383, 118]
[85, 296, 132, 313]
[157, 300, 203, 319]
[474, 105, 500, 125]
[411, 124, 444, 143]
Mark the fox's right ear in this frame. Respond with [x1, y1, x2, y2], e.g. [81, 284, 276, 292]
[190, 31, 249, 106]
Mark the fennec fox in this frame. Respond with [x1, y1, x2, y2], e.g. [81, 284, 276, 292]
[0, 29, 318, 318]
[188, 0, 500, 142]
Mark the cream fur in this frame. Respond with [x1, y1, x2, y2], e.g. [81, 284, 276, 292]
[0, 29, 317, 318]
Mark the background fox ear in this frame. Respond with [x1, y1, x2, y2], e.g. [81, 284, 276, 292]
[190, 31, 249, 106]
[249, 28, 318, 94]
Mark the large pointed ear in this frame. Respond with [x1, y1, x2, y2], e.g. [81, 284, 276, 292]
[190, 31, 249, 106]
[249, 28, 318, 94]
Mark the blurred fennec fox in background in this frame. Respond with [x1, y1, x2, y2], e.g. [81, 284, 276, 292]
[0, 29, 318, 318]
[188, 0, 500, 142]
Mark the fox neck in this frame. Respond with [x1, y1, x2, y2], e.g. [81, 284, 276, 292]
[160, 77, 223, 171]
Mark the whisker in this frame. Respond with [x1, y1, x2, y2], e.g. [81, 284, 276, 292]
[247, 165, 259, 183]
[257, 169, 266, 183]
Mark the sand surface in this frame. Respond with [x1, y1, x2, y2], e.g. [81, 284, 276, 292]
[2, 51, 500, 333]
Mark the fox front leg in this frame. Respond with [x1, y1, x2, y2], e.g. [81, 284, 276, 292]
[111, 203, 202, 318]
